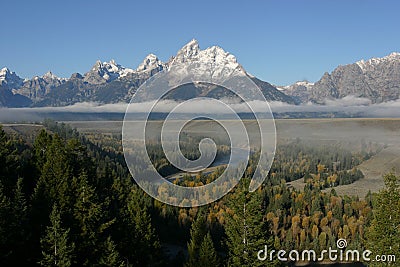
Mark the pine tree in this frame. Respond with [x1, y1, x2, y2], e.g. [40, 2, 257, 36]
[119, 188, 162, 267]
[0, 127, 10, 187]
[8, 178, 30, 264]
[366, 173, 400, 266]
[73, 171, 112, 266]
[40, 204, 74, 267]
[0, 181, 12, 263]
[0, 126, 21, 192]
[98, 236, 123, 267]
[198, 232, 219, 266]
[11, 178, 28, 230]
[31, 134, 73, 262]
[132, 206, 162, 266]
[33, 129, 53, 172]
[33, 134, 72, 215]
[185, 211, 207, 267]
[224, 179, 279, 266]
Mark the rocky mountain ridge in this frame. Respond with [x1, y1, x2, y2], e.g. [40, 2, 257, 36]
[1, 42, 399, 108]
[0, 40, 293, 107]
[282, 52, 400, 104]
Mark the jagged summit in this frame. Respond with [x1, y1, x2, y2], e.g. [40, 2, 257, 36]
[356, 52, 400, 72]
[0, 67, 12, 79]
[136, 53, 163, 72]
[387, 52, 400, 58]
[169, 39, 242, 76]
[42, 71, 66, 82]
[0, 67, 24, 89]
[43, 71, 55, 79]
[80, 39, 243, 82]
[0, 40, 315, 107]
[171, 39, 200, 63]
[284, 51, 400, 104]
[84, 59, 135, 84]
[0, 67, 9, 73]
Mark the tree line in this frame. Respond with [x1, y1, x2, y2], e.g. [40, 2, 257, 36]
[0, 121, 398, 266]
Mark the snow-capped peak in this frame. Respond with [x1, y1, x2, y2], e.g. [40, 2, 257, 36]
[356, 52, 400, 72]
[278, 80, 314, 93]
[93, 60, 103, 70]
[181, 39, 200, 55]
[104, 59, 121, 73]
[0, 67, 24, 89]
[356, 59, 368, 72]
[387, 52, 400, 59]
[169, 40, 242, 71]
[202, 45, 239, 67]
[43, 71, 58, 80]
[0, 67, 10, 75]
[85, 59, 136, 82]
[293, 80, 314, 87]
[171, 39, 200, 64]
[136, 53, 163, 72]
[41, 71, 67, 83]
[165, 40, 246, 82]
[91, 59, 120, 72]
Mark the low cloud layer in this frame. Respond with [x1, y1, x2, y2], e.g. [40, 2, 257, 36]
[269, 96, 400, 117]
[1, 96, 400, 122]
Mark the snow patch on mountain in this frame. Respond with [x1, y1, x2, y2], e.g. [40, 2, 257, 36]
[136, 54, 164, 73]
[356, 52, 400, 72]
[170, 39, 200, 64]
[171, 40, 241, 68]
[0, 67, 24, 89]
[168, 39, 245, 81]
[84, 60, 136, 83]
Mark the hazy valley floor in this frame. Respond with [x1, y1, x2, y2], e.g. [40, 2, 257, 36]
[4, 118, 400, 197]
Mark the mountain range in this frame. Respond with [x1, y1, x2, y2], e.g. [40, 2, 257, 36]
[1, 40, 399, 108]
[279, 52, 400, 104]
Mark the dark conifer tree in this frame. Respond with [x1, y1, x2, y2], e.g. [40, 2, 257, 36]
[185, 210, 207, 267]
[366, 173, 400, 266]
[0, 181, 12, 264]
[224, 179, 280, 266]
[40, 204, 75, 267]
[98, 236, 123, 267]
[198, 232, 219, 267]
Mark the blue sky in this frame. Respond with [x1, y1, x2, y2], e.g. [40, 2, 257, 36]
[1, 0, 399, 85]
